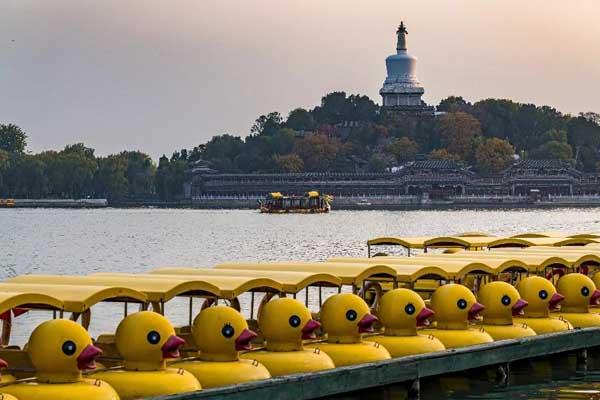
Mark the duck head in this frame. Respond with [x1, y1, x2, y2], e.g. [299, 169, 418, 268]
[27, 319, 102, 383]
[320, 293, 377, 344]
[378, 288, 434, 336]
[516, 276, 563, 318]
[478, 281, 528, 325]
[193, 305, 257, 362]
[430, 284, 484, 330]
[115, 311, 185, 371]
[556, 273, 600, 313]
[258, 298, 321, 352]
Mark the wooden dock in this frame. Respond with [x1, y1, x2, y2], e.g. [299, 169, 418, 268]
[152, 328, 600, 400]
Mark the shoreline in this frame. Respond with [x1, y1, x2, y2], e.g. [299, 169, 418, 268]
[5, 198, 600, 210]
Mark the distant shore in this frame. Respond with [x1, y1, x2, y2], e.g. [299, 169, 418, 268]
[4, 196, 600, 210]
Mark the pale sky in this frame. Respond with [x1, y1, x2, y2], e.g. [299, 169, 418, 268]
[1, 0, 600, 159]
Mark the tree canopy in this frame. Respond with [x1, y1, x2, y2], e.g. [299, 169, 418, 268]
[2, 91, 600, 199]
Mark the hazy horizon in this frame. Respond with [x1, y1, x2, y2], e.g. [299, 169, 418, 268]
[2, 0, 599, 159]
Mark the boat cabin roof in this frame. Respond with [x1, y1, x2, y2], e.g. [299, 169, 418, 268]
[0, 282, 146, 312]
[423, 236, 498, 249]
[366, 237, 429, 249]
[0, 291, 64, 314]
[214, 262, 397, 286]
[150, 268, 341, 294]
[487, 237, 597, 249]
[7, 275, 220, 303]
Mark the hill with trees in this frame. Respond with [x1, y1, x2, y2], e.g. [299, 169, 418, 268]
[1, 92, 599, 200]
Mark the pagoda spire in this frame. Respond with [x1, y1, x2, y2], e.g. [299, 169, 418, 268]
[396, 21, 408, 52]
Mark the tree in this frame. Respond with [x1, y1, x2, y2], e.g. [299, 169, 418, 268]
[386, 137, 419, 162]
[0, 150, 9, 193]
[250, 112, 282, 136]
[274, 154, 304, 173]
[580, 112, 600, 125]
[437, 96, 471, 113]
[96, 154, 129, 198]
[367, 154, 387, 172]
[475, 138, 515, 174]
[202, 134, 245, 172]
[0, 124, 27, 153]
[436, 112, 482, 161]
[293, 133, 341, 172]
[286, 108, 315, 131]
[530, 141, 573, 160]
[428, 149, 461, 161]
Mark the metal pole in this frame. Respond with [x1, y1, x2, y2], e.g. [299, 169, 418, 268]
[188, 297, 193, 327]
[250, 292, 255, 320]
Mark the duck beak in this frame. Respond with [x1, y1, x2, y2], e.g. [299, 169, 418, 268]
[235, 329, 257, 351]
[161, 335, 185, 359]
[511, 299, 528, 316]
[468, 302, 485, 321]
[549, 293, 564, 310]
[416, 307, 435, 327]
[590, 290, 600, 306]
[301, 319, 321, 340]
[358, 314, 378, 333]
[0, 358, 8, 369]
[77, 344, 102, 370]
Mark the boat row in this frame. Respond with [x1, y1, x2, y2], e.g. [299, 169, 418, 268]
[1, 233, 600, 399]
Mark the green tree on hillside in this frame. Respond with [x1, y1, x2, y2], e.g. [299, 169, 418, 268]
[475, 138, 514, 174]
[0, 124, 27, 153]
[436, 112, 482, 161]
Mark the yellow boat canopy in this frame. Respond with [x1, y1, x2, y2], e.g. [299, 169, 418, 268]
[269, 192, 283, 199]
[487, 237, 597, 248]
[510, 232, 565, 238]
[423, 236, 497, 249]
[150, 268, 341, 294]
[367, 237, 429, 249]
[569, 233, 600, 239]
[455, 232, 491, 237]
[415, 252, 572, 273]
[7, 275, 221, 303]
[214, 262, 397, 286]
[0, 291, 63, 314]
[0, 283, 146, 313]
[307, 191, 319, 197]
[91, 273, 283, 299]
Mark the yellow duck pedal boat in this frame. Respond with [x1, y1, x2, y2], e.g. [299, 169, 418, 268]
[555, 273, 600, 328]
[366, 288, 445, 357]
[240, 298, 335, 376]
[172, 305, 271, 388]
[307, 293, 391, 367]
[419, 284, 494, 349]
[88, 311, 200, 400]
[478, 281, 536, 340]
[1, 320, 119, 400]
[513, 276, 573, 334]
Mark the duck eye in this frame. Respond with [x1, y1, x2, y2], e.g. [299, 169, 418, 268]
[346, 310, 357, 321]
[404, 303, 415, 315]
[538, 290, 548, 300]
[288, 315, 301, 328]
[221, 324, 235, 338]
[501, 295, 511, 306]
[457, 299, 467, 309]
[582, 287, 590, 297]
[62, 340, 76, 356]
[147, 330, 161, 345]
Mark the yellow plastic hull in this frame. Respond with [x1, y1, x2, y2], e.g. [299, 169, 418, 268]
[513, 317, 572, 334]
[481, 324, 537, 341]
[557, 312, 600, 328]
[366, 334, 445, 357]
[306, 342, 391, 367]
[1, 379, 119, 400]
[419, 328, 494, 349]
[172, 359, 271, 388]
[240, 349, 334, 377]
[88, 368, 201, 400]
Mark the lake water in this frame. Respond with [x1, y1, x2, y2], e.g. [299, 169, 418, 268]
[3, 207, 600, 398]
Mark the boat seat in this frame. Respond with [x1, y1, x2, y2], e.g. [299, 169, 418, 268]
[0, 348, 34, 379]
